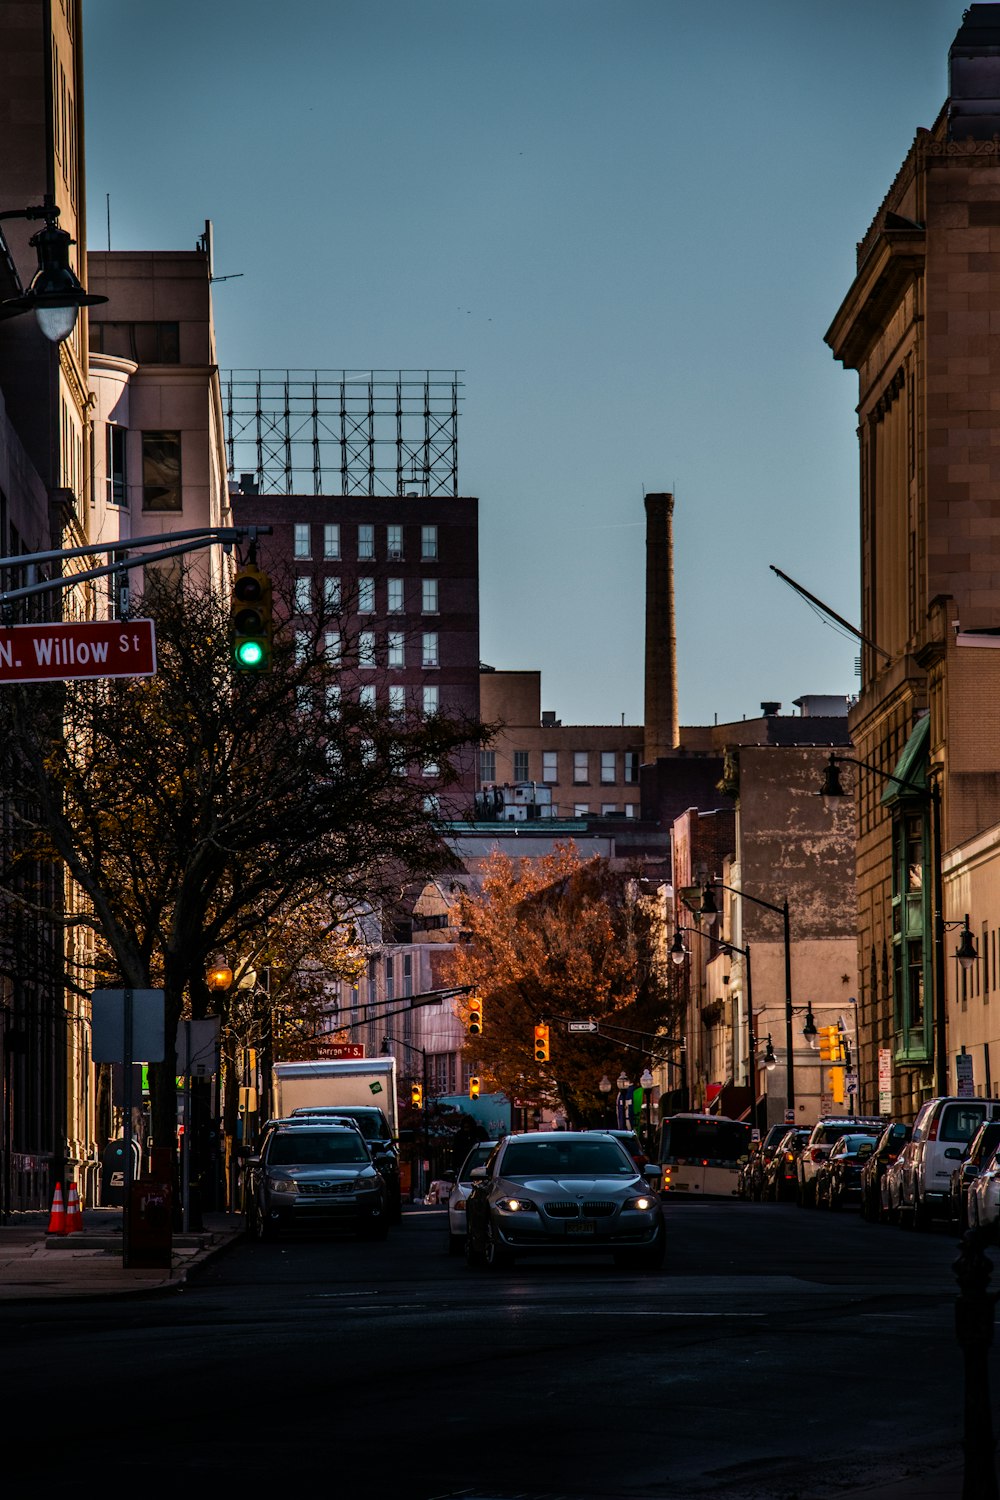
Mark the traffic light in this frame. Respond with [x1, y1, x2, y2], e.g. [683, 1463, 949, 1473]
[467, 995, 483, 1036]
[231, 562, 273, 672]
[533, 1023, 550, 1062]
[411, 1082, 423, 1109]
[469, 1076, 481, 1100]
[819, 1025, 842, 1062]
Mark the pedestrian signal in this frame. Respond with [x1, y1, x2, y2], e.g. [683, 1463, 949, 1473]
[467, 995, 483, 1036]
[533, 1023, 550, 1062]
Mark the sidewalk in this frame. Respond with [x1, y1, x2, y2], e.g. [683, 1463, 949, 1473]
[0, 1206, 243, 1301]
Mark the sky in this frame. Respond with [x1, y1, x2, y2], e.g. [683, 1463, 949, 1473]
[82, 0, 963, 728]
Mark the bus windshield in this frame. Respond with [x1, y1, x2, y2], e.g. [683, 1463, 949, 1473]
[659, 1116, 751, 1164]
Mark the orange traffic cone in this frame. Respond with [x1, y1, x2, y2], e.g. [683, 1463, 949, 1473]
[47, 1182, 66, 1235]
[64, 1182, 83, 1234]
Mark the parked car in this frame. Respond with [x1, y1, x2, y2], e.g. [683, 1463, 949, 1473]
[588, 1129, 649, 1170]
[761, 1128, 810, 1202]
[244, 1121, 391, 1241]
[465, 1130, 665, 1271]
[446, 1140, 498, 1255]
[797, 1117, 885, 1207]
[950, 1121, 1000, 1230]
[814, 1134, 877, 1210]
[860, 1121, 911, 1222]
[897, 1097, 1000, 1229]
[742, 1124, 798, 1201]
[968, 1142, 1000, 1230]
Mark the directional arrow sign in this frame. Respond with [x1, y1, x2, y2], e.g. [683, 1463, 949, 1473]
[0, 619, 156, 684]
[567, 1020, 598, 1033]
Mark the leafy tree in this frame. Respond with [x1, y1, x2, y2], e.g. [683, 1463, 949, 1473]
[0, 568, 479, 1153]
[443, 844, 679, 1126]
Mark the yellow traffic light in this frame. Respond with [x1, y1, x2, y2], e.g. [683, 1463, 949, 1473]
[469, 1076, 481, 1100]
[819, 1025, 841, 1062]
[467, 995, 483, 1036]
[231, 562, 273, 672]
[533, 1023, 550, 1062]
[411, 1082, 423, 1109]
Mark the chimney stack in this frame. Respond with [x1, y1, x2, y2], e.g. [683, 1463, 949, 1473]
[644, 492, 678, 762]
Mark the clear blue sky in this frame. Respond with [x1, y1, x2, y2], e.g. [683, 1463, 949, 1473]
[83, 0, 961, 727]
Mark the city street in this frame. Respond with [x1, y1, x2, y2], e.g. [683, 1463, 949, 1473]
[0, 1197, 972, 1497]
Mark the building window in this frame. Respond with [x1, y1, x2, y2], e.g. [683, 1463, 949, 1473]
[624, 751, 640, 784]
[421, 525, 438, 560]
[423, 761, 439, 778]
[294, 524, 311, 559]
[294, 576, 312, 613]
[573, 803, 589, 817]
[105, 424, 126, 505]
[388, 578, 404, 613]
[601, 803, 618, 817]
[573, 751, 589, 784]
[514, 750, 530, 781]
[359, 684, 376, 710]
[324, 576, 341, 611]
[480, 750, 496, 783]
[326, 682, 341, 715]
[389, 685, 405, 716]
[387, 524, 404, 559]
[358, 576, 375, 613]
[141, 430, 182, 511]
[323, 524, 340, 559]
[542, 751, 558, 783]
[601, 751, 616, 784]
[358, 524, 375, 560]
[624, 803, 637, 819]
[295, 630, 311, 664]
[388, 632, 405, 668]
[423, 794, 440, 814]
[325, 629, 341, 665]
[422, 577, 438, 613]
[422, 632, 439, 668]
[358, 631, 376, 669]
[423, 685, 439, 717]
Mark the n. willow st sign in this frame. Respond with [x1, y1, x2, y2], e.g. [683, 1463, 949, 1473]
[0, 620, 156, 684]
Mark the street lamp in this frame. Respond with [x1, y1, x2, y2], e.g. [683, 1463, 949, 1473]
[0, 196, 107, 342]
[801, 1002, 818, 1049]
[818, 752, 978, 1097]
[762, 1036, 777, 1071]
[598, 1073, 612, 1125]
[700, 880, 795, 1116]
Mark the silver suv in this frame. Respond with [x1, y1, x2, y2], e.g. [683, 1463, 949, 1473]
[899, 1097, 1000, 1229]
[245, 1122, 389, 1241]
[797, 1116, 884, 1208]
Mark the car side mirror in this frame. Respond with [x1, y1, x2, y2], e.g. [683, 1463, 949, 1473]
[643, 1163, 662, 1183]
[470, 1166, 487, 1181]
[244, 1155, 261, 1168]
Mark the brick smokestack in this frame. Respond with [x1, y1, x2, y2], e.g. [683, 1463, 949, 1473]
[644, 492, 678, 762]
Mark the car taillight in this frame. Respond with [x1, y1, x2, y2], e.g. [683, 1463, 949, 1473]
[927, 1114, 940, 1141]
[785, 1151, 795, 1161]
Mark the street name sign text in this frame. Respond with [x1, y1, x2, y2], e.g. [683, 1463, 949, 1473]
[0, 619, 156, 684]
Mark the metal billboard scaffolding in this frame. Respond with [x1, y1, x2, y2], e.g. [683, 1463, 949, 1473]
[222, 369, 463, 497]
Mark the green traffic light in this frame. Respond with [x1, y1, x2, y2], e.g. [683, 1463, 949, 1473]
[235, 639, 265, 669]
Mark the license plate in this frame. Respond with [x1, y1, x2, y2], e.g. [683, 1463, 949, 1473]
[566, 1220, 596, 1236]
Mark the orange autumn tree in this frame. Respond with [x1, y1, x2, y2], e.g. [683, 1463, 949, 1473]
[444, 844, 679, 1126]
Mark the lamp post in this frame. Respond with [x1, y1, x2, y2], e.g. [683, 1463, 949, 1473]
[672, 924, 755, 1121]
[0, 196, 106, 341]
[819, 753, 978, 1099]
[700, 881, 795, 1118]
[598, 1073, 613, 1125]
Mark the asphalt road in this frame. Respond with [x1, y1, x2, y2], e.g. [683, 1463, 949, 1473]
[0, 1198, 974, 1497]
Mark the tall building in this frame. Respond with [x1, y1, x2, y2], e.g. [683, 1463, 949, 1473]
[826, 4, 1000, 1115]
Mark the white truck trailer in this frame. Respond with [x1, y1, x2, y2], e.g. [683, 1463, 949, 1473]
[271, 1057, 399, 1137]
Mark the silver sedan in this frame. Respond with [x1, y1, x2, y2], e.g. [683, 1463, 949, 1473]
[464, 1131, 665, 1272]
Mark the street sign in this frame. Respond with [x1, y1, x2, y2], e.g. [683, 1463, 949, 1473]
[316, 1042, 366, 1059]
[957, 1050, 975, 1098]
[91, 989, 165, 1062]
[567, 1020, 598, 1033]
[845, 1072, 859, 1095]
[0, 619, 156, 684]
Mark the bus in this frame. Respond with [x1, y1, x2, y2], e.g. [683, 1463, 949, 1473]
[656, 1113, 752, 1197]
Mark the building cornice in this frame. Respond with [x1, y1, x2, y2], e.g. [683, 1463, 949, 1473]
[825, 230, 925, 371]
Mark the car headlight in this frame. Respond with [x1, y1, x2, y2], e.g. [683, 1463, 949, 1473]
[497, 1197, 537, 1213]
[623, 1195, 656, 1212]
[267, 1176, 298, 1194]
[353, 1175, 378, 1192]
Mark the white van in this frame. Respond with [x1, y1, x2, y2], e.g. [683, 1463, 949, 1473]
[900, 1096, 1000, 1228]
